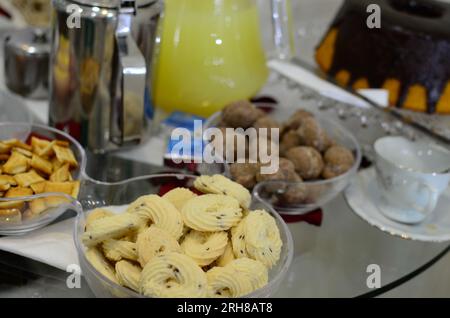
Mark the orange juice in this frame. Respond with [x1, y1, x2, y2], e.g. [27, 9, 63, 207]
[152, 0, 268, 117]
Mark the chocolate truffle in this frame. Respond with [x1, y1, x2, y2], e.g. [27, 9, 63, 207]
[229, 162, 260, 189]
[322, 146, 355, 179]
[222, 100, 264, 128]
[256, 158, 297, 193]
[253, 116, 281, 140]
[297, 117, 330, 152]
[279, 157, 296, 174]
[283, 109, 314, 132]
[256, 158, 295, 183]
[253, 116, 281, 130]
[255, 166, 286, 184]
[279, 173, 308, 205]
[247, 136, 279, 163]
[258, 160, 308, 205]
[286, 146, 324, 180]
[280, 130, 301, 155]
[210, 127, 248, 161]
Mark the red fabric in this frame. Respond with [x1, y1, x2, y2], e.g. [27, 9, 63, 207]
[163, 159, 199, 174]
[0, 7, 12, 19]
[281, 209, 323, 227]
[250, 96, 278, 114]
[55, 122, 81, 142]
[158, 183, 180, 196]
[26, 133, 52, 144]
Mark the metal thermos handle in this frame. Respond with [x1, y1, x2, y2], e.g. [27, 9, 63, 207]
[111, 0, 147, 146]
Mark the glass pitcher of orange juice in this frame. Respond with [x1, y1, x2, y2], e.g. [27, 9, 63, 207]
[152, 0, 293, 118]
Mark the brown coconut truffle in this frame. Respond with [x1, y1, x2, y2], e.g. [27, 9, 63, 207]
[253, 116, 281, 130]
[221, 100, 264, 129]
[286, 146, 324, 180]
[297, 117, 330, 152]
[210, 127, 248, 161]
[256, 158, 308, 205]
[253, 116, 281, 140]
[256, 158, 295, 183]
[280, 179, 308, 205]
[229, 162, 260, 189]
[247, 136, 279, 163]
[283, 109, 314, 132]
[322, 146, 355, 179]
[276, 169, 308, 205]
[256, 158, 299, 193]
[253, 108, 267, 120]
[279, 157, 296, 174]
[255, 167, 285, 185]
[280, 130, 301, 155]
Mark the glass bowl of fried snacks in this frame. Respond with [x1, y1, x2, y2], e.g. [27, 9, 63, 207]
[74, 174, 293, 298]
[0, 123, 86, 235]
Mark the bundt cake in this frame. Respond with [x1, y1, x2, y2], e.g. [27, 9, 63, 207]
[316, 0, 450, 114]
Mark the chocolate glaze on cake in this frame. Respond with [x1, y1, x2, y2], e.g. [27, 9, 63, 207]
[316, 0, 450, 114]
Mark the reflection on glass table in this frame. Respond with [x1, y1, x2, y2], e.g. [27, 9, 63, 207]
[278, 195, 449, 297]
[0, 154, 448, 298]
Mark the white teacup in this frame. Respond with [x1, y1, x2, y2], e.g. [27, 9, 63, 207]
[374, 136, 450, 224]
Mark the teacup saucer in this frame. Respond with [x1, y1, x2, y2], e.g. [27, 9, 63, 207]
[344, 168, 450, 242]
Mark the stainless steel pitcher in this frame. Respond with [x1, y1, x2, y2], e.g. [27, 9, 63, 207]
[49, 0, 162, 153]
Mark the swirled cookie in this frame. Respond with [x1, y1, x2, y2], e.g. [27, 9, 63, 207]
[227, 258, 268, 291]
[127, 195, 183, 240]
[162, 188, 197, 211]
[140, 252, 207, 298]
[206, 266, 250, 298]
[81, 175, 285, 298]
[181, 230, 228, 266]
[231, 217, 249, 258]
[85, 208, 113, 231]
[115, 260, 141, 292]
[206, 258, 267, 298]
[194, 175, 251, 209]
[216, 241, 235, 267]
[136, 226, 181, 267]
[85, 247, 118, 284]
[102, 239, 137, 262]
[244, 210, 282, 268]
[181, 194, 242, 232]
[82, 213, 144, 247]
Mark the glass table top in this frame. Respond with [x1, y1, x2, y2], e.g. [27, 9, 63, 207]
[0, 153, 448, 298]
[1, 0, 449, 298]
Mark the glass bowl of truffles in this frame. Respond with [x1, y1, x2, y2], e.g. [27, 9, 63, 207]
[0, 123, 86, 235]
[75, 174, 293, 298]
[204, 101, 362, 215]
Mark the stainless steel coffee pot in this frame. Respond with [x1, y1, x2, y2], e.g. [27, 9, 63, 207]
[49, 0, 162, 153]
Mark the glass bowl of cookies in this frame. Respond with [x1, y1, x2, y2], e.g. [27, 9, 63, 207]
[74, 174, 293, 298]
[204, 101, 362, 215]
[0, 123, 86, 235]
